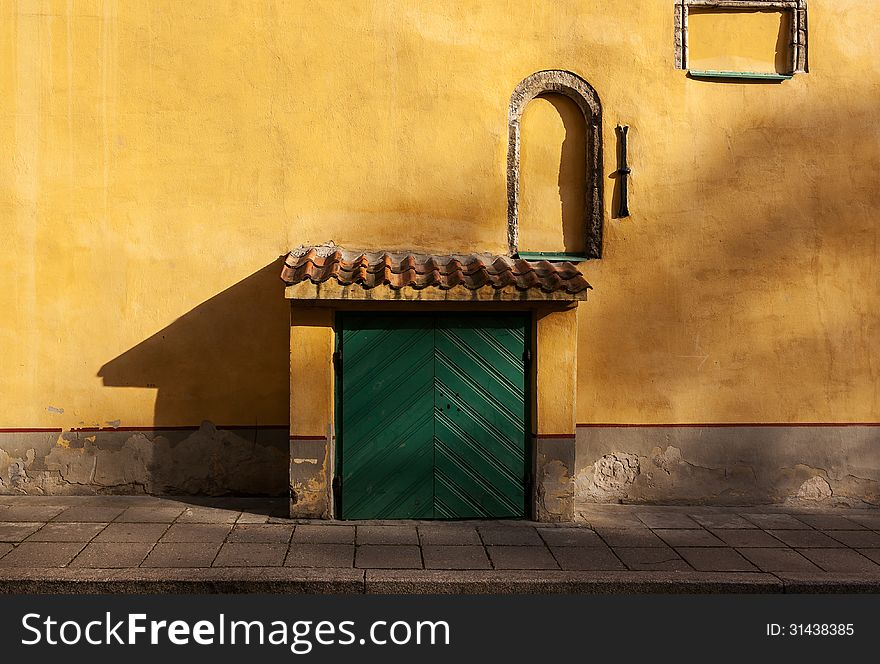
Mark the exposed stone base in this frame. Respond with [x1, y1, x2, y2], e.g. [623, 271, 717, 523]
[534, 436, 575, 522]
[0, 422, 287, 496]
[289, 437, 332, 518]
[575, 425, 880, 508]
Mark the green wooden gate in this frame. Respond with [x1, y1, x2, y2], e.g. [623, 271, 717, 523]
[337, 312, 529, 519]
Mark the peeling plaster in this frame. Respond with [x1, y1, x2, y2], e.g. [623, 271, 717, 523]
[534, 438, 576, 522]
[289, 438, 331, 518]
[576, 428, 880, 507]
[576, 452, 640, 501]
[536, 459, 574, 522]
[0, 422, 286, 496]
[795, 475, 833, 501]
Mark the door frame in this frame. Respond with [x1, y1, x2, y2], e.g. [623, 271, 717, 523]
[333, 310, 534, 520]
[287, 298, 579, 522]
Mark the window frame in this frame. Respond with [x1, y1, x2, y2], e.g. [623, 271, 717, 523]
[674, 0, 808, 75]
[507, 70, 604, 261]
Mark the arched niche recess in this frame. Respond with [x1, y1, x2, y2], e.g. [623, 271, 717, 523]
[507, 70, 603, 259]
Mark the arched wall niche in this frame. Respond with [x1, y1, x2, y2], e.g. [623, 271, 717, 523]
[507, 70, 603, 259]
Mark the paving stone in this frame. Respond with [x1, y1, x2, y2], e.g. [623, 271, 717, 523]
[790, 514, 865, 530]
[478, 526, 542, 546]
[654, 529, 725, 547]
[160, 523, 233, 543]
[0, 542, 85, 567]
[0, 522, 43, 542]
[236, 512, 270, 524]
[742, 513, 809, 530]
[357, 525, 419, 545]
[676, 548, 758, 572]
[53, 506, 126, 522]
[537, 527, 605, 547]
[114, 507, 185, 523]
[213, 543, 288, 567]
[291, 524, 355, 544]
[176, 507, 240, 524]
[488, 545, 559, 570]
[767, 530, 844, 548]
[737, 548, 822, 573]
[227, 524, 294, 544]
[710, 529, 784, 548]
[548, 546, 623, 571]
[26, 523, 107, 542]
[355, 545, 422, 569]
[596, 528, 667, 548]
[422, 545, 491, 570]
[0, 543, 11, 559]
[69, 542, 154, 568]
[843, 514, 880, 530]
[0, 506, 65, 522]
[637, 512, 700, 529]
[418, 525, 482, 546]
[825, 530, 880, 548]
[614, 547, 691, 571]
[141, 543, 222, 567]
[94, 523, 170, 543]
[576, 508, 648, 529]
[856, 549, 880, 565]
[285, 543, 355, 568]
[689, 514, 757, 529]
[797, 548, 880, 573]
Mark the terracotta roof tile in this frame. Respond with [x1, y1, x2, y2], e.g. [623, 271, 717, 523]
[281, 245, 590, 295]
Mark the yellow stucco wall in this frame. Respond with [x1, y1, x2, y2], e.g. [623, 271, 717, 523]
[2, 0, 878, 430]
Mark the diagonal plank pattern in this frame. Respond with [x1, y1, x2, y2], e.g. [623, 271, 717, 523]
[338, 313, 528, 519]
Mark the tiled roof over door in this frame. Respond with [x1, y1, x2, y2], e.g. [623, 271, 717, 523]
[281, 245, 590, 299]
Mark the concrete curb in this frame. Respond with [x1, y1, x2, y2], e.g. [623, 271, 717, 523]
[364, 570, 784, 594]
[0, 569, 365, 594]
[4, 569, 880, 594]
[0, 569, 795, 594]
[777, 573, 880, 594]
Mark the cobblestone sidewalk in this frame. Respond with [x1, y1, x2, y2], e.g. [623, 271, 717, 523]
[2, 496, 880, 593]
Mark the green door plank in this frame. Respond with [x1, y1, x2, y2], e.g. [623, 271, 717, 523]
[433, 315, 528, 518]
[339, 314, 434, 519]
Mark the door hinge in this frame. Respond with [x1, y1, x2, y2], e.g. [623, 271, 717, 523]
[523, 349, 532, 365]
[332, 476, 341, 492]
[332, 350, 342, 373]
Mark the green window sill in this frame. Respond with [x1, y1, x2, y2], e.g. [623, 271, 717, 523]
[517, 252, 589, 263]
[687, 70, 793, 81]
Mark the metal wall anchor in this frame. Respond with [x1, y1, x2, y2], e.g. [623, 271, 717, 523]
[616, 124, 631, 218]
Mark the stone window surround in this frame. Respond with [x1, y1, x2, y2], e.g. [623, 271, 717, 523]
[674, 0, 809, 73]
[507, 70, 604, 260]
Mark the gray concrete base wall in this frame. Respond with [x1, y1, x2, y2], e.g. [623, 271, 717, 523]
[575, 425, 880, 508]
[0, 422, 287, 496]
[289, 437, 332, 519]
[534, 436, 576, 522]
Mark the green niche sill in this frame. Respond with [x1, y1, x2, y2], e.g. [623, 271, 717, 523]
[687, 70, 793, 81]
[517, 252, 589, 263]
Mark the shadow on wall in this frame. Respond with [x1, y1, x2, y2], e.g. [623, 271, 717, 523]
[73, 257, 292, 496]
[519, 92, 587, 254]
[544, 93, 587, 253]
[575, 88, 880, 507]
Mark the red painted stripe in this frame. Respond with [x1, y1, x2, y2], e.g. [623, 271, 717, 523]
[534, 433, 576, 439]
[0, 425, 289, 433]
[289, 435, 328, 440]
[0, 427, 63, 433]
[576, 422, 880, 428]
